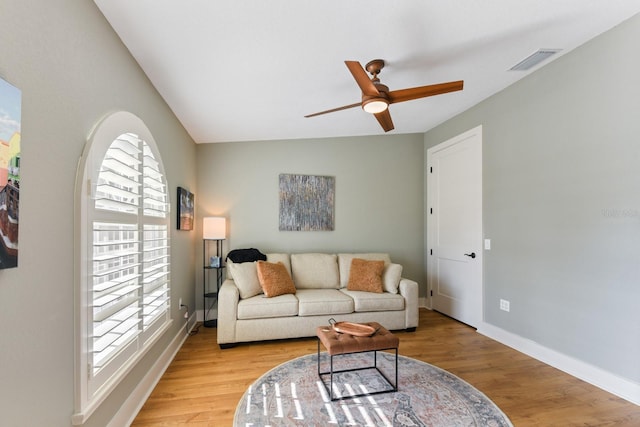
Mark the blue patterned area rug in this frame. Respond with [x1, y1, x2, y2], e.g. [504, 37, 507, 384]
[234, 352, 513, 426]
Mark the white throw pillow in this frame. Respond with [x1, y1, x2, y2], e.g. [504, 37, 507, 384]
[291, 253, 339, 289]
[227, 260, 262, 299]
[266, 253, 292, 277]
[383, 263, 403, 294]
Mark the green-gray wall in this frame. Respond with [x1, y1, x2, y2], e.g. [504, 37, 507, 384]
[0, 1, 197, 426]
[424, 14, 640, 384]
[196, 134, 426, 293]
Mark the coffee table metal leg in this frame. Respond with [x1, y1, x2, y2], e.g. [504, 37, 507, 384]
[330, 354, 334, 400]
[317, 338, 320, 376]
[393, 348, 398, 391]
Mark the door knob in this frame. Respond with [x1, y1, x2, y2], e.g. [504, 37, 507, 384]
[464, 252, 476, 259]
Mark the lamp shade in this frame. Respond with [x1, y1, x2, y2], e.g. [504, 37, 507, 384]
[203, 217, 226, 240]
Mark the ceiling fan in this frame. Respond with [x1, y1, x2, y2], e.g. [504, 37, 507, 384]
[305, 59, 463, 132]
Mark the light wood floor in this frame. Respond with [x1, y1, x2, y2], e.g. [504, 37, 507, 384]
[132, 309, 640, 426]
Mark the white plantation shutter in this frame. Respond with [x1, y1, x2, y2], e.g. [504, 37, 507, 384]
[91, 222, 140, 372]
[75, 113, 171, 422]
[142, 224, 169, 328]
[142, 142, 168, 217]
[91, 134, 170, 377]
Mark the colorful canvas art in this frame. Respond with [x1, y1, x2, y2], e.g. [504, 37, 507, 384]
[279, 174, 335, 231]
[0, 77, 21, 269]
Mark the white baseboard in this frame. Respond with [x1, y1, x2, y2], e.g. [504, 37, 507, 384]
[477, 321, 640, 406]
[108, 312, 198, 427]
[419, 296, 429, 309]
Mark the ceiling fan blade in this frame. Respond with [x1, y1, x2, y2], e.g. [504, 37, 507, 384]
[304, 102, 361, 118]
[345, 61, 379, 96]
[374, 109, 394, 132]
[388, 80, 464, 104]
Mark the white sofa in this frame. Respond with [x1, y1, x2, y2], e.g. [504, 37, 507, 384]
[217, 252, 419, 348]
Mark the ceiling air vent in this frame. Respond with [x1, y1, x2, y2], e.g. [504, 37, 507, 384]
[509, 49, 561, 71]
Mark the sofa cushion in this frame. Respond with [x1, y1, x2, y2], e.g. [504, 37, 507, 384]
[340, 289, 405, 312]
[347, 258, 385, 293]
[338, 253, 391, 288]
[266, 253, 292, 277]
[296, 289, 354, 316]
[237, 294, 299, 319]
[256, 261, 296, 297]
[383, 263, 403, 294]
[226, 260, 262, 299]
[291, 253, 339, 289]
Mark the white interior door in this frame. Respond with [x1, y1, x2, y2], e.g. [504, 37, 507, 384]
[427, 126, 483, 327]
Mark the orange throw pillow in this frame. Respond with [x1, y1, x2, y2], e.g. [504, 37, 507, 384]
[256, 261, 296, 297]
[347, 258, 385, 293]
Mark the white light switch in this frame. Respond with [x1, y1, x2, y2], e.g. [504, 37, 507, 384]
[484, 239, 491, 250]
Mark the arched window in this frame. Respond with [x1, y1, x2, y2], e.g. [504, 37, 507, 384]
[73, 112, 171, 424]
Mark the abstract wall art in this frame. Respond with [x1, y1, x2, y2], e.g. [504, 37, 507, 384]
[279, 174, 334, 231]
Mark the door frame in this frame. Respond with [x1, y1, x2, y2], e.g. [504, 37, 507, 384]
[426, 125, 483, 326]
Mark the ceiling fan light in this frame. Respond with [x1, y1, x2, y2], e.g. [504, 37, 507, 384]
[362, 99, 388, 114]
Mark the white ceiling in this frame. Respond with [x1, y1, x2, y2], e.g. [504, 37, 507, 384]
[94, 1, 640, 144]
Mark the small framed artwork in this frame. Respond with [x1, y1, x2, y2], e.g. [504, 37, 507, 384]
[209, 256, 221, 268]
[177, 186, 194, 230]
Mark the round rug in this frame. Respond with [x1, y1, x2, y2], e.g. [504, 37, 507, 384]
[234, 352, 513, 426]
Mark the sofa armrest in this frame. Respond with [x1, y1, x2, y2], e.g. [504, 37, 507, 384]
[399, 278, 419, 328]
[217, 279, 239, 344]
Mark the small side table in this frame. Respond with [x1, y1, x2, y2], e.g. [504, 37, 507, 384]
[316, 322, 399, 401]
[203, 238, 224, 327]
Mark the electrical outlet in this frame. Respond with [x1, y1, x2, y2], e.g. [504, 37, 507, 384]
[184, 311, 189, 319]
[179, 298, 182, 307]
[500, 299, 510, 312]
